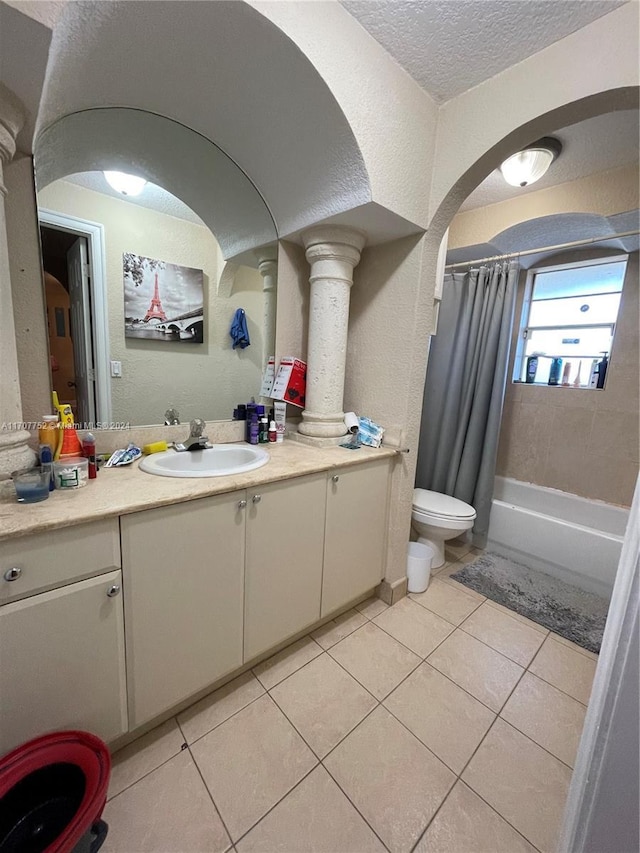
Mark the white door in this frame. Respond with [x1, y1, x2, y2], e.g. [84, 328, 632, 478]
[0, 570, 128, 754]
[67, 237, 96, 426]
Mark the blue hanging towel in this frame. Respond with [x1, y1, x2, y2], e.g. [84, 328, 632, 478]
[230, 308, 250, 349]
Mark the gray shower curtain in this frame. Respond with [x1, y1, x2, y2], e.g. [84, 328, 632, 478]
[416, 261, 518, 545]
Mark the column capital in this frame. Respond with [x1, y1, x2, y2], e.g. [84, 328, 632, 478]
[0, 83, 26, 165]
[302, 225, 366, 268]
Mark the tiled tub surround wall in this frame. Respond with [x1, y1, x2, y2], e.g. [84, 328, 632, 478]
[101, 541, 597, 853]
[497, 250, 639, 507]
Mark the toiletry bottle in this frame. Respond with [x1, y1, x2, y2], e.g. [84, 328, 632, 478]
[596, 352, 609, 389]
[525, 355, 538, 384]
[38, 414, 59, 454]
[548, 357, 563, 386]
[83, 432, 97, 479]
[588, 359, 600, 388]
[249, 414, 259, 445]
[246, 402, 257, 441]
[39, 444, 55, 491]
[268, 420, 277, 443]
[561, 362, 571, 386]
[259, 416, 269, 443]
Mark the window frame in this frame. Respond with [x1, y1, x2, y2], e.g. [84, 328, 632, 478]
[512, 254, 628, 387]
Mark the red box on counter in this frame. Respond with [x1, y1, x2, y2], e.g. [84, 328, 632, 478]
[270, 357, 306, 408]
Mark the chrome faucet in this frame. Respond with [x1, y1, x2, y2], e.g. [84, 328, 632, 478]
[174, 418, 210, 452]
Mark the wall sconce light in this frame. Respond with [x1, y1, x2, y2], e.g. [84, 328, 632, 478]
[103, 171, 147, 196]
[500, 137, 562, 188]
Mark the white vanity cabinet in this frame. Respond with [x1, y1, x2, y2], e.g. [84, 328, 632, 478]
[0, 521, 127, 754]
[321, 460, 391, 617]
[120, 491, 246, 728]
[244, 473, 326, 661]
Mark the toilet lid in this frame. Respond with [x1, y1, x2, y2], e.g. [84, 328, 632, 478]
[412, 488, 476, 520]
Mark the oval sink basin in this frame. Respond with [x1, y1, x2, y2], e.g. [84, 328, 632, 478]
[139, 444, 269, 478]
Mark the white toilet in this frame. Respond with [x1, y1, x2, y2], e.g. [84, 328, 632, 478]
[411, 488, 477, 569]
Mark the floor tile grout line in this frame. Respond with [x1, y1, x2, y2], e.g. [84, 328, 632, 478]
[383, 644, 505, 717]
[252, 638, 324, 691]
[215, 754, 321, 848]
[187, 741, 236, 848]
[407, 591, 485, 627]
[106, 737, 185, 803]
[327, 637, 424, 703]
[183, 689, 267, 749]
[320, 754, 394, 853]
[518, 667, 590, 709]
[364, 610, 456, 661]
[426, 619, 529, 677]
[456, 622, 546, 668]
[495, 714, 578, 772]
[381, 699, 482, 779]
[266, 674, 379, 764]
[315, 700, 382, 764]
[482, 597, 551, 636]
[446, 710, 554, 850]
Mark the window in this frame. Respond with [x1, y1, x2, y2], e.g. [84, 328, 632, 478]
[513, 257, 627, 388]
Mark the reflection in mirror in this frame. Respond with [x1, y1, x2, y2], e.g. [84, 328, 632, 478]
[34, 110, 278, 427]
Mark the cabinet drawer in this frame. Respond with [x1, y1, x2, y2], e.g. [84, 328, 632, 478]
[0, 519, 121, 604]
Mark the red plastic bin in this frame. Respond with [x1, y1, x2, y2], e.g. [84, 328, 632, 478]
[0, 730, 111, 853]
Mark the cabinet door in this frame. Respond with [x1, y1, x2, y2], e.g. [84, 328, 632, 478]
[121, 492, 245, 728]
[322, 461, 391, 617]
[244, 474, 326, 661]
[0, 570, 127, 754]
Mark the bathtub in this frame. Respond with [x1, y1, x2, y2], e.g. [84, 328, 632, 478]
[487, 476, 629, 599]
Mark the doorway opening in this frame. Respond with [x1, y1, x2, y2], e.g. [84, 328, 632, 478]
[38, 211, 111, 426]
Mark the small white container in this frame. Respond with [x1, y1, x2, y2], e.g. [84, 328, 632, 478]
[53, 456, 89, 489]
[406, 541, 433, 593]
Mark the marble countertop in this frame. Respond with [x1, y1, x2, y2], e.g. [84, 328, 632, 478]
[0, 441, 397, 543]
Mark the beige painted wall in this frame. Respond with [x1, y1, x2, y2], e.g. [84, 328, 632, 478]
[498, 250, 639, 507]
[449, 164, 640, 249]
[37, 180, 265, 426]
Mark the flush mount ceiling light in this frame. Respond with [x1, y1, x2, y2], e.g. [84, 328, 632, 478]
[103, 171, 147, 196]
[499, 137, 562, 188]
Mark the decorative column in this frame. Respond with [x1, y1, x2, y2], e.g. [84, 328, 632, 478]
[299, 226, 366, 439]
[0, 83, 35, 494]
[256, 249, 278, 370]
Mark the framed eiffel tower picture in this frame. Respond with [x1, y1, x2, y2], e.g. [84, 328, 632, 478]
[123, 253, 204, 343]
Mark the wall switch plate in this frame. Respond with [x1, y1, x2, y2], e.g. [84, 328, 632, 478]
[110, 360, 122, 378]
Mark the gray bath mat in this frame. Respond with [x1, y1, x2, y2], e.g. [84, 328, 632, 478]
[450, 553, 608, 654]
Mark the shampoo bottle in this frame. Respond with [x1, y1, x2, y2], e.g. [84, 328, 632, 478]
[548, 357, 563, 386]
[249, 414, 259, 445]
[83, 432, 97, 479]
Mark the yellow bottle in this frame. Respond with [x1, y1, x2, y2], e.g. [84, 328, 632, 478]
[52, 393, 83, 460]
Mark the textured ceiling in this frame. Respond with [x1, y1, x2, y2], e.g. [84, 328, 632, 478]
[62, 172, 205, 226]
[446, 210, 640, 268]
[460, 109, 640, 211]
[341, 0, 625, 103]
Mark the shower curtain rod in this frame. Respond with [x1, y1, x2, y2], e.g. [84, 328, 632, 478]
[444, 229, 640, 270]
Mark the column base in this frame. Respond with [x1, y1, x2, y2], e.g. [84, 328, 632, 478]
[0, 429, 35, 498]
[298, 410, 348, 438]
[290, 431, 347, 448]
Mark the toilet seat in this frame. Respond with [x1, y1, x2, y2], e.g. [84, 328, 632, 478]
[412, 488, 476, 521]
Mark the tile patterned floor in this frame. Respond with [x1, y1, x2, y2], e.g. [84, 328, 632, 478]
[103, 544, 597, 853]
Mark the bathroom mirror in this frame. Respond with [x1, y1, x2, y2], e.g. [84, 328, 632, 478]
[33, 108, 278, 428]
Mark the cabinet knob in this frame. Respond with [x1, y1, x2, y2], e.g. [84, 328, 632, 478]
[238, 499, 247, 509]
[332, 475, 340, 483]
[252, 494, 262, 503]
[3, 567, 22, 582]
[106, 583, 121, 598]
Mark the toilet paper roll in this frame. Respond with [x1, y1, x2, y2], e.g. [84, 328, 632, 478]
[344, 412, 359, 434]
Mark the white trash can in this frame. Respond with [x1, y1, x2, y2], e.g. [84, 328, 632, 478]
[406, 542, 433, 593]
